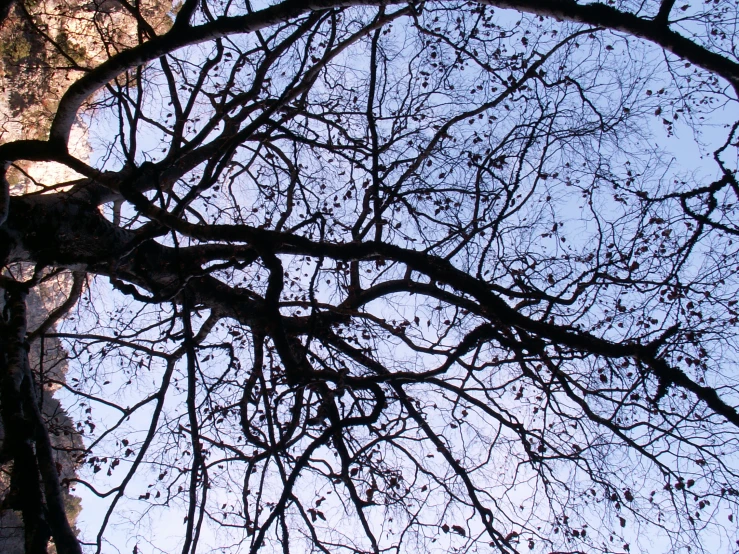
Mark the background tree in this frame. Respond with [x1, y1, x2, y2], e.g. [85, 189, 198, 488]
[1, 0, 739, 553]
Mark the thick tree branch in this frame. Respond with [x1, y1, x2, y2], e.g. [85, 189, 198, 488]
[654, 0, 676, 25]
[0, 285, 82, 554]
[20, 0, 735, 152]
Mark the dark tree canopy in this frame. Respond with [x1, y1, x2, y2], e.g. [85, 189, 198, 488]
[1, 0, 739, 552]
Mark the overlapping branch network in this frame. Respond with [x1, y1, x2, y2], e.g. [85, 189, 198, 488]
[1, 1, 739, 553]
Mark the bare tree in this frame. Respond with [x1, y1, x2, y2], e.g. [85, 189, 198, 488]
[2, 0, 739, 553]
